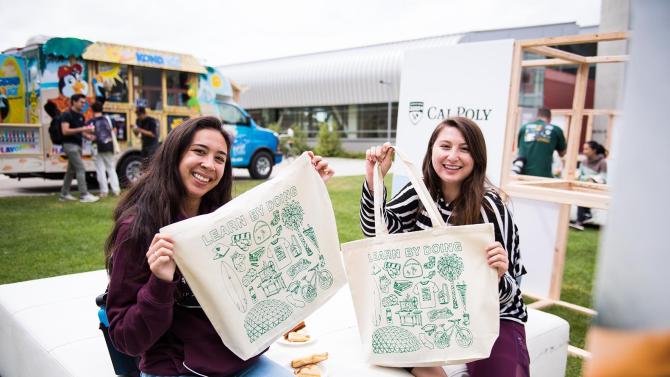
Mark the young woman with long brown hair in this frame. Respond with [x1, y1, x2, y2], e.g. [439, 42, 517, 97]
[360, 117, 529, 377]
[104, 116, 333, 377]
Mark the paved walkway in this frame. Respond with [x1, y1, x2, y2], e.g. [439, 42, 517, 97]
[0, 158, 366, 197]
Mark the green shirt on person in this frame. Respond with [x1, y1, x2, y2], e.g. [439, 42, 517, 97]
[517, 119, 567, 178]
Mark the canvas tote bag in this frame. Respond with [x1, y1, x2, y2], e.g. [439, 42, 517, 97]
[160, 154, 346, 360]
[341, 148, 499, 367]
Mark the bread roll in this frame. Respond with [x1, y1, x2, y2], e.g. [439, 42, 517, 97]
[291, 352, 328, 368]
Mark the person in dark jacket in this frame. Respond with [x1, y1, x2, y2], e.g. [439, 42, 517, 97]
[104, 116, 333, 377]
[132, 106, 160, 164]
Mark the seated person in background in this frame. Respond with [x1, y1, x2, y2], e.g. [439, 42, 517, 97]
[570, 140, 608, 230]
[516, 108, 567, 178]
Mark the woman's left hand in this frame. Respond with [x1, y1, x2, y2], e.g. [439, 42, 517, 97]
[305, 151, 334, 182]
[485, 242, 508, 280]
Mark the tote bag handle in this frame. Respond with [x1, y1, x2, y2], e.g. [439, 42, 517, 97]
[373, 146, 446, 236]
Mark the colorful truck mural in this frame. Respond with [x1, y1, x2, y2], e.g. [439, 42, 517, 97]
[0, 37, 281, 184]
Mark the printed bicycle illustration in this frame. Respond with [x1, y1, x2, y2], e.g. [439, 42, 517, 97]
[433, 319, 473, 348]
[287, 262, 333, 303]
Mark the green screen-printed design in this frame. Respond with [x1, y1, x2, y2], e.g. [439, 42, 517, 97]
[232, 232, 252, 251]
[268, 237, 292, 270]
[282, 200, 313, 256]
[257, 260, 286, 297]
[270, 210, 280, 226]
[434, 319, 473, 348]
[393, 280, 412, 295]
[231, 251, 247, 272]
[248, 247, 265, 267]
[402, 258, 423, 278]
[396, 295, 422, 326]
[244, 299, 293, 342]
[367, 241, 473, 353]
[303, 225, 319, 250]
[287, 258, 311, 278]
[292, 263, 333, 303]
[437, 254, 464, 310]
[221, 260, 248, 313]
[290, 235, 303, 257]
[384, 262, 401, 278]
[372, 326, 421, 354]
[420, 333, 435, 349]
[427, 307, 453, 321]
[423, 256, 435, 269]
[241, 268, 258, 287]
[199, 185, 334, 340]
[212, 243, 229, 260]
[457, 282, 469, 325]
[253, 221, 272, 244]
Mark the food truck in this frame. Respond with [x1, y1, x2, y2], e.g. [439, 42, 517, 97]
[0, 37, 282, 184]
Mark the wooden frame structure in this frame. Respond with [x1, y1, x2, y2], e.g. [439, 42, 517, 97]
[500, 32, 629, 359]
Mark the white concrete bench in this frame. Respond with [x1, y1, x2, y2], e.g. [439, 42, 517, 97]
[0, 270, 569, 377]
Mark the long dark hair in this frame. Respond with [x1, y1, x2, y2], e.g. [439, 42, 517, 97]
[421, 117, 495, 226]
[104, 116, 233, 271]
[586, 140, 608, 157]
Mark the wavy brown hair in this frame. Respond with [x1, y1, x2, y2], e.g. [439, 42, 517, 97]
[104, 116, 233, 271]
[421, 117, 496, 225]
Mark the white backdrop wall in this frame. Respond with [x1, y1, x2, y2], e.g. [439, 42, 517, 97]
[394, 39, 515, 190]
[394, 40, 558, 298]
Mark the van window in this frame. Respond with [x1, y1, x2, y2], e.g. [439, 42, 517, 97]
[220, 103, 247, 125]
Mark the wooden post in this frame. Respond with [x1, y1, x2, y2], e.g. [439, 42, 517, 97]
[606, 114, 615, 152]
[161, 71, 168, 140]
[513, 107, 521, 152]
[585, 113, 594, 142]
[562, 63, 590, 180]
[549, 203, 571, 300]
[127, 66, 136, 148]
[501, 41, 523, 187]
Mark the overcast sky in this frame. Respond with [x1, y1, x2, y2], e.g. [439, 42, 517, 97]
[0, 0, 601, 66]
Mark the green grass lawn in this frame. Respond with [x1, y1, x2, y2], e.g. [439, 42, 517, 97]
[0, 175, 598, 376]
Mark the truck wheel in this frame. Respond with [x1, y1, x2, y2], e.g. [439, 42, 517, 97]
[117, 154, 144, 187]
[86, 172, 99, 189]
[248, 151, 273, 179]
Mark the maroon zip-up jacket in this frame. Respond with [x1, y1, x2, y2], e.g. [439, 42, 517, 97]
[106, 218, 263, 376]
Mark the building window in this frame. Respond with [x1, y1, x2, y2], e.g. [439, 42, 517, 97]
[356, 103, 397, 138]
[133, 67, 162, 110]
[251, 103, 397, 139]
[520, 67, 544, 108]
[97, 63, 128, 103]
[166, 71, 191, 107]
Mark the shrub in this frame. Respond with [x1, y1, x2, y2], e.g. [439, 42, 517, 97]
[315, 123, 344, 157]
[267, 123, 310, 157]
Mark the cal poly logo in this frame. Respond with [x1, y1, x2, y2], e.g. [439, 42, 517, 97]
[408, 101, 424, 125]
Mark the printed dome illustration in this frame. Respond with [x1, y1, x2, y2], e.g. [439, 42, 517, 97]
[244, 299, 293, 342]
[372, 326, 421, 354]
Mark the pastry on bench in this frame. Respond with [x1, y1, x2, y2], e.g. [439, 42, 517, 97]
[288, 331, 311, 342]
[284, 321, 306, 339]
[291, 352, 328, 368]
[294, 364, 322, 376]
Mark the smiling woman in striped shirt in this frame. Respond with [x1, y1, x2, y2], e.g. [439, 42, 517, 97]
[360, 117, 529, 377]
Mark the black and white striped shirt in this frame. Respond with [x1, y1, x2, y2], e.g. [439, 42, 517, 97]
[360, 182, 528, 323]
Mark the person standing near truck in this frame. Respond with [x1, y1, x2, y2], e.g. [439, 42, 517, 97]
[132, 106, 160, 164]
[59, 94, 99, 203]
[88, 101, 121, 197]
